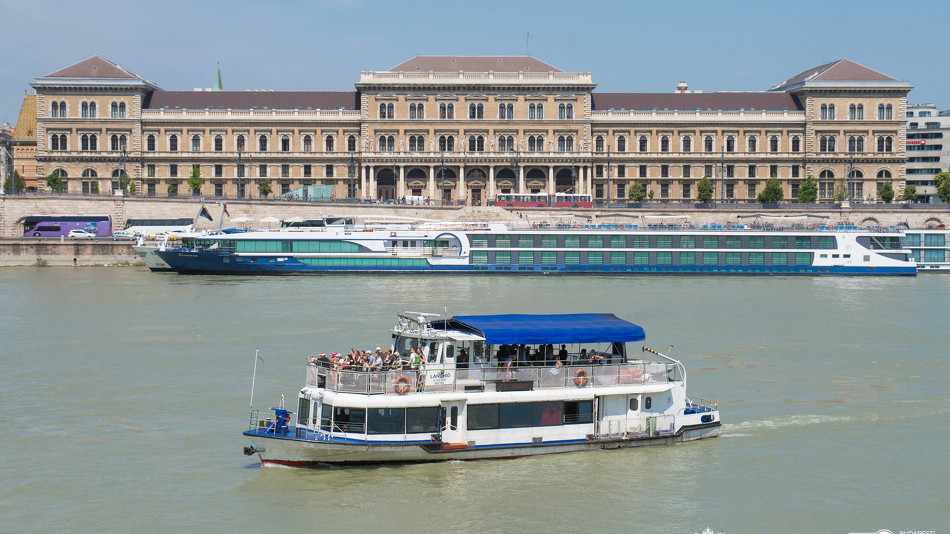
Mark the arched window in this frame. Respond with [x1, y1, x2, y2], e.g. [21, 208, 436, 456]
[683, 136, 692, 152]
[236, 135, 245, 152]
[877, 170, 892, 179]
[118, 102, 126, 117]
[878, 104, 885, 120]
[640, 136, 649, 152]
[536, 103, 543, 119]
[82, 102, 89, 118]
[726, 136, 735, 152]
[280, 135, 290, 152]
[828, 104, 835, 119]
[169, 134, 178, 152]
[258, 135, 267, 151]
[386, 103, 393, 119]
[111, 102, 119, 118]
[51, 134, 60, 151]
[447, 103, 454, 118]
[828, 136, 836, 152]
[617, 136, 626, 152]
[498, 136, 507, 152]
[857, 104, 864, 119]
[469, 103, 477, 119]
[380, 103, 386, 118]
[885, 104, 892, 119]
[528, 136, 536, 152]
[192, 135, 200, 152]
[849, 136, 856, 152]
[477, 104, 484, 119]
[89, 134, 97, 151]
[535, 136, 543, 150]
[380, 135, 388, 151]
[347, 135, 356, 152]
[499, 103, 506, 119]
[820, 137, 827, 152]
[409, 103, 416, 119]
[416, 103, 423, 119]
[558, 135, 565, 151]
[89, 102, 96, 117]
[51, 101, 59, 117]
[566, 136, 573, 152]
[662, 135, 672, 152]
[111, 134, 119, 151]
[387, 136, 395, 151]
[820, 170, 834, 179]
[566, 104, 573, 119]
[820, 104, 827, 120]
[447, 135, 454, 151]
[325, 136, 334, 152]
[215, 135, 224, 152]
[791, 136, 800, 152]
[849, 136, 864, 152]
[440, 103, 446, 119]
[506, 103, 513, 119]
[303, 135, 312, 152]
[769, 136, 779, 152]
[147, 134, 155, 151]
[469, 135, 476, 151]
[704, 135, 713, 152]
[439, 135, 447, 152]
[529, 103, 536, 119]
[748, 136, 757, 152]
[849, 104, 856, 120]
[595, 135, 604, 152]
[885, 136, 892, 151]
[477, 135, 484, 151]
[558, 104, 566, 119]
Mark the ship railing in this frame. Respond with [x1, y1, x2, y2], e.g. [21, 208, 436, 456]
[684, 397, 719, 413]
[307, 362, 677, 394]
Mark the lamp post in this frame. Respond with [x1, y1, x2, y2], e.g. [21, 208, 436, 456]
[237, 148, 243, 199]
[440, 147, 446, 206]
[510, 147, 520, 195]
[119, 147, 128, 196]
[348, 153, 355, 202]
[719, 146, 725, 206]
[606, 146, 611, 207]
[393, 156, 398, 204]
[847, 146, 855, 204]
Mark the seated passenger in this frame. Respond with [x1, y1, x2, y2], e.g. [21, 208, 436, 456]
[587, 351, 605, 364]
[558, 345, 568, 364]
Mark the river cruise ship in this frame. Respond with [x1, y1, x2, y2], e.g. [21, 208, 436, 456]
[157, 218, 915, 275]
[243, 312, 720, 465]
[902, 228, 950, 271]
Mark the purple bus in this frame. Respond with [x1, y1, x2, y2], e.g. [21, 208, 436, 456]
[22, 215, 112, 237]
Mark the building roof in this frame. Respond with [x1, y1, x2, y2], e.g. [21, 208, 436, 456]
[143, 91, 360, 110]
[591, 91, 800, 111]
[770, 59, 898, 91]
[389, 56, 562, 73]
[44, 55, 141, 79]
[13, 94, 36, 142]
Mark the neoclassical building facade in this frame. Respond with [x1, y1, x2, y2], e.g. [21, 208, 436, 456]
[29, 55, 912, 203]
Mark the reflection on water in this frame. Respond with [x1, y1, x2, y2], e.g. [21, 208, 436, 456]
[0, 268, 948, 532]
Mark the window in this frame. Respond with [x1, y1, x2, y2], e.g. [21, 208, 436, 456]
[770, 165, 778, 178]
[81, 134, 96, 150]
[325, 165, 334, 177]
[347, 135, 356, 152]
[82, 102, 89, 117]
[387, 103, 393, 118]
[617, 136, 626, 152]
[325, 136, 334, 152]
[828, 104, 835, 119]
[146, 134, 155, 151]
[885, 104, 892, 119]
[439, 135, 454, 152]
[111, 102, 119, 118]
[704, 135, 713, 152]
[214, 164, 223, 178]
[683, 165, 691, 178]
[726, 136, 735, 152]
[595, 136, 604, 152]
[683, 182, 691, 199]
[566, 103, 573, 119]
[536, 103, 543, 119]
[703, 252, 718, 265]
[192, 135, 200, 151]
[726, 165, 735, 178]
[280, 164, 289, 178]
[639, 165, 647, 178]
[51, 101, 60, 117]
[848, 136, 864, 153]
[118, 102, 126, 118]
[639, 135, 648, 152]
[791, 136, 800, 152]
[660, 165, 669, 178]
[820, 104, 827, 120]
[878, 104, 885, 120]
[236, 135, 245, 152]
[259, 164, 267, 177]
[214, 135, 223, 152]
[468, 135, 484, 152]
[558, 103, 566, 119]
[616, 183, 625, 199]
[683, 136, 692, 152]
[769, 136, 778, 152]
[617, 165, 625, 178]
[849, 104, 856, 120]
[258, 135, 267, 151]
[748, 136, 757, 152]
[169, 164, 178, 178]
[791, 165, 800, 178]
[87, 101, 95, 117]
[278, 135, 289, 152]
[595, 165, 603, 178]
[748, 165, 757, 178]
[303, 165, 311, 178]
[439, 103, 455, 119]
[303, 135, 312, 152]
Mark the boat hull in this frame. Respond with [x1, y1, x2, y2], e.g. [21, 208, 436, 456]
[244, 422, 720, 465]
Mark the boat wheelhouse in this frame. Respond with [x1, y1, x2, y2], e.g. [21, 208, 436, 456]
[243, 312, 720, 465]
[158, 219, 916, 275]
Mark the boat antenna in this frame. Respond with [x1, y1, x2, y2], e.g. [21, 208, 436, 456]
[249, 348, 262, 410]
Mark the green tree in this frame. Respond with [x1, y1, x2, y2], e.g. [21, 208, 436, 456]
[91, 181, 100, 194]
[934, 166, 950, 191]
[627, 182, 645, 202]
[119, 172, 131, 192]
[258, 179, 272, 198]
[833, 181, 846, 202]
[188, 165, 203, 196]
[2, 175, 11, 194]
[129, 181, 137, 195]
[757, 177, 784, 203]
[902, 184, 917, 202]
[797, 175, 818, 203]
[647, 189, 654, 201]
[697, 176, 714, 202]
[45, 171, 64, 192]
[167, 183, 177, 197]
[939, 180, 950, 204]
[878, 181, 894, 203]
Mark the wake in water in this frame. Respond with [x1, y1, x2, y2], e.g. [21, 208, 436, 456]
[721, 413, 871, 438]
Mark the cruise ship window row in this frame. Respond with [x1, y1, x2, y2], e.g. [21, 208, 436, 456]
[469, 234, 834, 249]
[471, 250, 815, 266]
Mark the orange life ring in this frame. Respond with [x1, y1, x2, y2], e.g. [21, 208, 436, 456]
[394, 375, 411, 394]
[390, 232, 397, 237]
[573, 369, 589, 387]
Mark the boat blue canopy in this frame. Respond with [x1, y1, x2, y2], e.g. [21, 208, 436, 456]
[451, 314, 646, 345]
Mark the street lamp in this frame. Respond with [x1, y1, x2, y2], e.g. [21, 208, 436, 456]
[119, 147, 128, 195]
[606, 146, 611, 207]
[348, 153, 356, 202]
[510, 147, 520, 195]
[237, 147, 244, 199]
[440, 147, 446, 206]
[847, 145, 855, 204]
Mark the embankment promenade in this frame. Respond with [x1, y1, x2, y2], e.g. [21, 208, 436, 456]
[1, 195, 948, 266]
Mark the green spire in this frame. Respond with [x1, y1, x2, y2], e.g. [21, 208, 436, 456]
[213, 61, 223, 91]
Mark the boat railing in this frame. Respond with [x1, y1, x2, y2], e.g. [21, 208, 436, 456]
[307, 362, 677, 394]
[684, 397, 719, 413]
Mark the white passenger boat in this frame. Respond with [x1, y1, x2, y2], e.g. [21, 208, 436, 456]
[243, 312, 720, 465]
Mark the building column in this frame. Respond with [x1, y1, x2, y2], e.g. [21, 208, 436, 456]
[360, 166, 367, 199]
[489, 165, 496, 199]
[428, 165, 435, 201]
[586, 166, 593, 197]
[398, 165, 405, 199]
[368, 165, 375, 200]
[518, 166, 525, 193]
[458, 165, 466, 204]
[548, 165, 555, 194]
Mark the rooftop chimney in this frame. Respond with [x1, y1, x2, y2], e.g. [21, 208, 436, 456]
[676, 81, 688, 94]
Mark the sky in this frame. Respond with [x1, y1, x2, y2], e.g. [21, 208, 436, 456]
[1, 0, 948, 125]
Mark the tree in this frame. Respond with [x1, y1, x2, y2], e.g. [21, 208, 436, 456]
[258, 179, 272, 198]
[91, 181, 100, 194]
[934, 166, 950, 191]
[188, 166, 203, 196]
[697, 176, 714, 202]
[833, 181, 846, 202]
[167, 183, 177, 196]
[45, 171, 64, 193]
[902, 184, 917, 202]
[879, 181, 894, 203]
[798, 175, 818, 203]
[647, 189, 654, 201]
[119, 172, 131, 192]
[757, 177, 784, 203]
[939, 180, 950, 204]
[2, 175, 11, 194]
[129, 181, 137, 195]
[627, 182, 645, 202]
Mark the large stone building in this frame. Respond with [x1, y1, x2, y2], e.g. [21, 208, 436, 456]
[28, 55, 912, 204]
[12, 93, 37, 191]
[905, 103, 950, 202]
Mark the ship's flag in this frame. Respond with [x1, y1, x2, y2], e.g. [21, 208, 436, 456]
[223, 203, 230, 217]
[198, 205, 213, 221]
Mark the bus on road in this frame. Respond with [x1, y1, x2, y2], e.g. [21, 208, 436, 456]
[494, 193, 593, 208]
[121, 218, 194, 238]
[22, 215, 112, 237]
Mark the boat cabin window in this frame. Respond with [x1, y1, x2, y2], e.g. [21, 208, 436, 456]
[467, 401, 592, 430]
[449, 406, 459, 430]
[320, 404, 332, 431]
[367, 408, 405, 435]
[425, 341, 439, 363]
[297, 396, 310, 426]
[629, 398, 639, 411]
[443, 344, 454, 362]
[645, 397, 652, 410]
[333, 407, 366, 433]
[406, 406, 440, 433]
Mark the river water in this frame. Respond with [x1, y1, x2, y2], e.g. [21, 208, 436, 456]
[1, 268, 947, 533]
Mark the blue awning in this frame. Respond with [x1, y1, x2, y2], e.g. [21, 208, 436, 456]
[452, 314, 645, 345]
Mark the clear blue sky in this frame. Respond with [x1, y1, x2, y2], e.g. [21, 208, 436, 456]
[1, 0, 947, 125]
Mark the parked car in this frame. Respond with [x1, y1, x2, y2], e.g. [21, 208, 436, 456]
[111, 229, 137, 240]
[67, 229, 97, 239]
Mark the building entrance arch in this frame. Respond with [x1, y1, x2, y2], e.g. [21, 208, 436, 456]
[555, 168, 576, 192]
[376, 168, 396, 200]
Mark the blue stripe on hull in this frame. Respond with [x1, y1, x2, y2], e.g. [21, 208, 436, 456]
[158, 252, 915, 275]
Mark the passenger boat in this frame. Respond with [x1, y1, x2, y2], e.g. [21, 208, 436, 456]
[242, 312, 720, 465]
[157, 217, 916, 275]
[902, 228, 950, 271]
